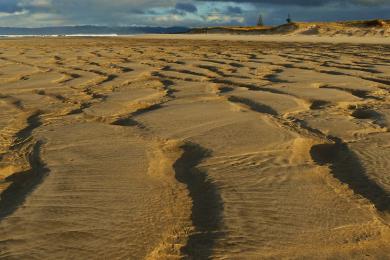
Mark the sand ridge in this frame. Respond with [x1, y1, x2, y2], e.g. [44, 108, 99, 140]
[0, 37, 389, 258]
[189, 20, 390, 37]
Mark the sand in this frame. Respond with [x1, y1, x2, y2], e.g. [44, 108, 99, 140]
[0, 36, 389, 259]
[188, 20, 390, 38]
[136, 33, 390, 45]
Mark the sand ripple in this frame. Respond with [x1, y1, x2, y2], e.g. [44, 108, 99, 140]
[0, 37, 389, 258]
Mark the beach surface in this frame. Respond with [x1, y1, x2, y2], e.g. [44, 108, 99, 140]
[136, 33, 390, 45]
[0, 36, 389, 259]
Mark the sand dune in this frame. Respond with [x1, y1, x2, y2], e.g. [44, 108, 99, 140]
[0, 37, 389, 259]
[189, 20, 390, 37]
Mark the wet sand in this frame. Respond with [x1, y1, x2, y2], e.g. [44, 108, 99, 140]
[0, 37, 389, 259]
[136, 33, 390, 45]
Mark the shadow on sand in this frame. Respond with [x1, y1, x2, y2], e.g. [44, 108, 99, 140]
[310, 141, 389, 212]
[0, 141, 49, 220]
[173, 143, 223, 258]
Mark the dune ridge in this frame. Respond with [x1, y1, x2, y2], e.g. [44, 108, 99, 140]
[189, 19, 390, 37]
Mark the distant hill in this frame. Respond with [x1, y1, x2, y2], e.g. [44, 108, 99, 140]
[0, 25, 190, 36]
[189, 19, 390, 37]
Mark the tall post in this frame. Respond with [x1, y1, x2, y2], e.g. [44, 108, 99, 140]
[286, 14, 292, 24]
[257, 14, 264, 26]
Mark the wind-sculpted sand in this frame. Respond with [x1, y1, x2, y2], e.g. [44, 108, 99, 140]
[0, 37, 389, 259]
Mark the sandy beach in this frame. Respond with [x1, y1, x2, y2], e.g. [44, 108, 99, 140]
[0, 36, 389, 259]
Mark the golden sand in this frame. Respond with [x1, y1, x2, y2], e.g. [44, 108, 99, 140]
[189, 20, 390, 37]
[0, 37, 389, 259]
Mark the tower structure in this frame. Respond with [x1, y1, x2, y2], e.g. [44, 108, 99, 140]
[286, 14, 292, 24]
[257, 14, 264, 26]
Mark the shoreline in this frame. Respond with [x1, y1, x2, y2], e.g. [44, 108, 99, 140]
[1, 33, 390, 45]
[134, 33, 390, 45]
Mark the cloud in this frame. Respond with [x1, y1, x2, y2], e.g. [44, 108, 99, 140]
[227, 6, 243, 14]
[205, 14, 245, 24]
[175, 3, 198, 13]
[0, 0, 388, 27]
[0, 0, 23, 13]
[0, 10, 28, 18]
[196, 0, 389, 6]
[19, 0, 52, 8]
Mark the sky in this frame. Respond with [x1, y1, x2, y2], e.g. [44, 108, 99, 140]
[0, 0, 389, 27]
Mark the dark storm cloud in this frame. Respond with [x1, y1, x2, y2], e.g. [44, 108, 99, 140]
[195, 0, 389, 6]
[175, 3, 198, 13]
[0, 0, 22, 13]
[227, 6, 243, 14]
[0, 0, 388, 27]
